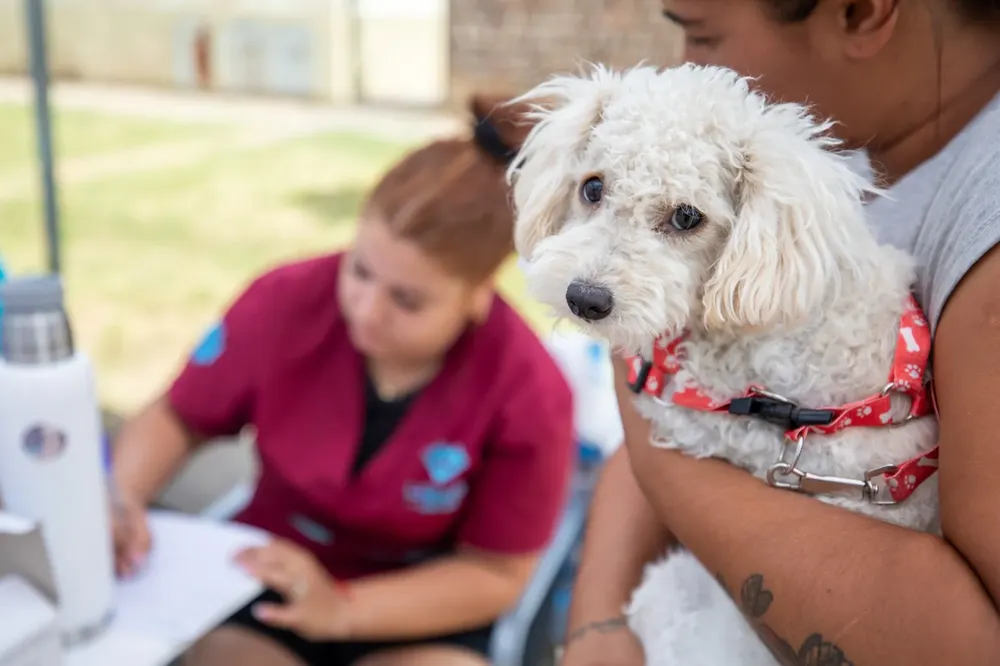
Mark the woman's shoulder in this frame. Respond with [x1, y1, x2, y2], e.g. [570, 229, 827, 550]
[238, 253, 345, 350]
[913, 97, 1000, 329]
[471, 297, 572, 404]
[868, 94, 1000, 330]
[247, 253, 343, 303]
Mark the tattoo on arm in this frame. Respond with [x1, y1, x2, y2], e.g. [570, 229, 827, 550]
[716, 573, 854, 666]
[565, 616, 629, 645]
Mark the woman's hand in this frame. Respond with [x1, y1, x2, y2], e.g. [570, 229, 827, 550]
[111, 490, 151, 578]
[560, 620, 645, 666]
[235, 539, 352, 641]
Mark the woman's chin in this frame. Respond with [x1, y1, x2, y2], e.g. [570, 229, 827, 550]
[348, 328, 391, 358]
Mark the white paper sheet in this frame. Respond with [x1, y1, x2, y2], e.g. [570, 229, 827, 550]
[111, 510, 267, 645]
[0, 511, 36, 535]
[64, 510, 268, 666]
[64, 629, 177, 666]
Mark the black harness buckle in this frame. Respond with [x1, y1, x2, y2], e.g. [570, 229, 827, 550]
[727, 395, 836, 431]
[627, 359, 654, 395]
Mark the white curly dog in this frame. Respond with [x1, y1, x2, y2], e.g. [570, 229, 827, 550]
[509, 64, 941, 666]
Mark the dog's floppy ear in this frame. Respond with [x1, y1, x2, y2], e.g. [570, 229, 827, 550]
[701, 103, 874, 332]
[506, 66, 619, 259]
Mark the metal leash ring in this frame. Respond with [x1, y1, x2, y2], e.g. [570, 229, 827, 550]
[776, 434, 805, 471]
[879, 382, 917, 423]
[766, 461, 804, 490]
[766, 434, 806, 491]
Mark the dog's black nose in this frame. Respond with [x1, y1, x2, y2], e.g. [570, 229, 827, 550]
[566, 281, 614, 321]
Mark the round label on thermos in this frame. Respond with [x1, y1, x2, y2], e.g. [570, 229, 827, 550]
[22, 423, 68, 461]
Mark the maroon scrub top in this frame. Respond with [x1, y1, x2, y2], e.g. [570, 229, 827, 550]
[168, 253, 575, 579]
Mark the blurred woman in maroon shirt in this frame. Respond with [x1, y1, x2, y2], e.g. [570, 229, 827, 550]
[112, 95, 575, 666]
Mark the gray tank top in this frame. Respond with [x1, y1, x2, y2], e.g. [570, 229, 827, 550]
[861, 92, 1000, 334]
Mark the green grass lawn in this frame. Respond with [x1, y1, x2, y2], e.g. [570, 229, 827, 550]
[0, 102, 225, 174]
[1, 104, 552, 413]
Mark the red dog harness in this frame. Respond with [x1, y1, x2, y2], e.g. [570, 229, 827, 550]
[624, 295, 939, 504]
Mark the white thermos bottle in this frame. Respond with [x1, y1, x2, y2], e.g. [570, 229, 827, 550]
[0, 275, 115, 644]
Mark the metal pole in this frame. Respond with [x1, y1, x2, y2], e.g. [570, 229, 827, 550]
[24, 0, 61, 275]
[347, 0, 363, 103]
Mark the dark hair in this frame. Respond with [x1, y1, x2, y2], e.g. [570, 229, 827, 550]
[361, 94, 533, 283]
[766, 0, 1000, 23]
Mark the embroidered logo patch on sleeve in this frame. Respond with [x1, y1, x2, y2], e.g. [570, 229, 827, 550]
[191, 321, 226, 366]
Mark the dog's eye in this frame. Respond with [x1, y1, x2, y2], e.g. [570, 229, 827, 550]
[580, 176, 604, 204]
[670, 205, 704, 231]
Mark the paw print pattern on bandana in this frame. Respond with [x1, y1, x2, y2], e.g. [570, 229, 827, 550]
[883, 295, 931, 423]
[672, 384, 727, 411]
[887, 295, 933, 420]
[882, 450, 940, 503]
[856, 406, 872, 418]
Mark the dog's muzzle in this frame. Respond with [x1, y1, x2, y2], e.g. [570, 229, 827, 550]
[566, 280, 614, 321]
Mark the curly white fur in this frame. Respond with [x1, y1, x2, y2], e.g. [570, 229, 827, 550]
[510, 64, 939, 666]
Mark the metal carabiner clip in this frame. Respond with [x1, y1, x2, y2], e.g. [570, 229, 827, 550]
[765, 461, 805, 491]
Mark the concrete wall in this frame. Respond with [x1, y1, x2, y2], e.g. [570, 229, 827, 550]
[449, 0, 683, 103]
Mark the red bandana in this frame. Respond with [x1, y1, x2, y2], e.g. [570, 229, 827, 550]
[624, 295, 938, 504]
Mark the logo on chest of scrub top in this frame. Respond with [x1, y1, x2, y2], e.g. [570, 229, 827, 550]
[403, 442, 472, 515]
[420, 442, 470, 485]
[404, 481, 469, 515]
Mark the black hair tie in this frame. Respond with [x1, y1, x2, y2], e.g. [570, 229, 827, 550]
[473, 116, 518, 165]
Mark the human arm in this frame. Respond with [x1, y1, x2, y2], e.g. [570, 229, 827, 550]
[110, 396, 200, 576]
[111, 276, 271, 571]
[112, 396, 202, 504]
[620, 246, 1000, 665]
[560, 445, 673, 665]
[239, 538, 540, 641]
[114, 273, 271, 500]
[337, 547, 540, 640]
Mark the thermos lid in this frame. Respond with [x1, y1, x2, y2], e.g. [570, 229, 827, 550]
[0, 275, 73, 364]
[0, 275, 64, 314]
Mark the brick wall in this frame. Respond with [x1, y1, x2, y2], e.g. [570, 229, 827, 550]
[449, 0, 683, 106]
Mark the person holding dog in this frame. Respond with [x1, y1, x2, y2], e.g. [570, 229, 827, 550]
[562, 1, 1000, 665]
[110, 95, 575, 666]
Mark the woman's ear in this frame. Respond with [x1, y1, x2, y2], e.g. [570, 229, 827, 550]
[838, 0, 899, 60]
[701, 103, 874, 332]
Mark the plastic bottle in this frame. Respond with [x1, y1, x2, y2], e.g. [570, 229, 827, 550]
[0, 275, 115, 645]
